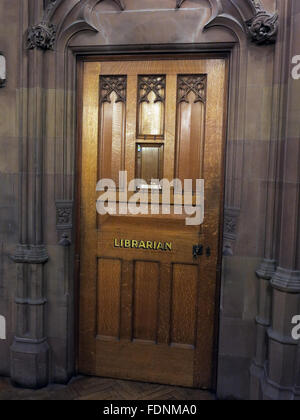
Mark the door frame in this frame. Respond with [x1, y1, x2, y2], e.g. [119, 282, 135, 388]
[75, 49, 230, 391]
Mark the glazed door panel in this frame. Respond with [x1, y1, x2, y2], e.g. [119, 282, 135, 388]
[79, 59, 227, 388]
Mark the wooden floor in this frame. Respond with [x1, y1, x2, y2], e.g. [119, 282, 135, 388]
[0, 376, 215, 401]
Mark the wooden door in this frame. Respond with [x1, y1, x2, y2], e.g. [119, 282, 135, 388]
[78, 58, 227, 389]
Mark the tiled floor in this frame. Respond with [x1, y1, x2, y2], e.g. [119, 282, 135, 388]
[0, 376, 215, 401]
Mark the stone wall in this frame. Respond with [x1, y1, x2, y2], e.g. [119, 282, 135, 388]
[0, 0, 299, 400]
[0, 0, 20, 377]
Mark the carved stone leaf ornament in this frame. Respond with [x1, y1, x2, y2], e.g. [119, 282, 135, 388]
[27, 21, 57, 50]
[246, 9, 279, 44]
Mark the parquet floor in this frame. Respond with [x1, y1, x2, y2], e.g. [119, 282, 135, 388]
[0, 376, 215, 401]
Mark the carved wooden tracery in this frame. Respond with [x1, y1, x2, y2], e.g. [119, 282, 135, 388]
[100, 76, 127, 104]
[138, 75, 166, 104]
[177, 75, 207, 104]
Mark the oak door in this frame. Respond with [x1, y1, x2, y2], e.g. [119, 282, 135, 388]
[78, 58, 227, 388]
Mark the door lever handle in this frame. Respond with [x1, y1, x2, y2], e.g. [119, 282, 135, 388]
[193, 244, 203, 258]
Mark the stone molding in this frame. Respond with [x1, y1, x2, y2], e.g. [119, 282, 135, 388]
[261, 363, 297, 400]
[256, 259, 276, 280]
[176, 0, 278, 45]
[37, 0, 279, 52]
[271, 267, 300, 293]
[12, 244, 49, 265]
[267, 327, 299, 346]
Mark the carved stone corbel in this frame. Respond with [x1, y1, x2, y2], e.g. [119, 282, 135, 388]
[246, 1, 278, 45]
[27, 21, 57, 50]
[56, 200, 73, 247]
[223, 207, 240, 256]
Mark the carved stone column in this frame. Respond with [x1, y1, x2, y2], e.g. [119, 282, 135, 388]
[261, 0, 300, 400]
[10, 0, 53, 389]
[249, 0, 286, 400]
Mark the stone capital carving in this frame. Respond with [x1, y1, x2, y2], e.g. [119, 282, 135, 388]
[27, 21, 57, 50]
[246, 2, 278, 45]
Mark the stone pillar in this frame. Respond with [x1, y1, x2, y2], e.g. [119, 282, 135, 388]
[10, 0, 51, 389]
[249, 0, 290, 399]
[262, 0, 300, 400]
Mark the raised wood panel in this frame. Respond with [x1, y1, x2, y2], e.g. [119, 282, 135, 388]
[99, 92, 126, 184]
[133, 261, 160, 342]
[176, 94, 205, 184]
[171, 264, 198, 347]
[97, 258, 121, 339]
[137, 75, 166, 139]
[120, 260, 134, 340]
[136, 143, 164, 183]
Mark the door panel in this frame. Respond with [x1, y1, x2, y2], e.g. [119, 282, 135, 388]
[79, 58, 227, 388]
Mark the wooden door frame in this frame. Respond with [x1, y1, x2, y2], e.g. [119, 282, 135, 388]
[75, 49, 230, 391]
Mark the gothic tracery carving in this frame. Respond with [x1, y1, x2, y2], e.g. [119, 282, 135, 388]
[100, 76, 127, 104]
[177, 75, 206, 104]
[138, 75, 166, 104]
